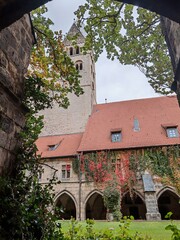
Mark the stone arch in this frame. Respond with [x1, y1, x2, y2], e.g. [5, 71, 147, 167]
[157, 187, 180, 220]
[121, 190, 146, 219]
[54, 190, 77, 220]
[85, 190, 107, 220]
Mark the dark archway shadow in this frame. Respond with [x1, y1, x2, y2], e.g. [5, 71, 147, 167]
[85, 192, 107, 220]
[158, 190, 180, 220]
[121, 192, 146, 219]
[55, 193, 76, 220]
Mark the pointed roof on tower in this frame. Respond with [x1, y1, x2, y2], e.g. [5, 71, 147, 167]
[63, 21, 86, 46]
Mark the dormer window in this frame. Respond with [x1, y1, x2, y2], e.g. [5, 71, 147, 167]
[111, 131, 122, 142]
[162, 124, 179, 138]
[166, 127, 179, 138]
[48, 143, 59, 151]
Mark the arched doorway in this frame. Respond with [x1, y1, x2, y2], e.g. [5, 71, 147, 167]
[158, 189, 180, 220]
[55, 192, 76, 219]
[85, 192, 107, 220]
[121, 192, 146, 219]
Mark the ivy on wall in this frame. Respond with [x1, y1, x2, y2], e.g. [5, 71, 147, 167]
[129, 145, 180, 194]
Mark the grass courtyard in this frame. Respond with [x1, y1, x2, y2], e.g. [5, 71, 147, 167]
[60, 220, 180, 240]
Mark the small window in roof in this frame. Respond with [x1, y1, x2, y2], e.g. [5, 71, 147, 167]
[166, 127, 179, 138]
[111, 131, 121, 142]
[133, 118, 140, 131]
[48, 143, 59, 151]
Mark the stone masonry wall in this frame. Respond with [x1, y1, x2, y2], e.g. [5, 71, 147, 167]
[161, 17, 180, 73]
[0, 14, 34, 174]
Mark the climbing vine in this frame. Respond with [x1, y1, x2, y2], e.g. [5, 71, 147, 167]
[72, 146, 180, 220]
[129, 146, 180, 194]
[72, 151, 135, 219]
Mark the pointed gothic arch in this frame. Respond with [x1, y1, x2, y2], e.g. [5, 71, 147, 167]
[121, 191, 146, 219]
[55, 191, 77, 220]
[157, 187, 180, 220]
[85, 190, 107, 220]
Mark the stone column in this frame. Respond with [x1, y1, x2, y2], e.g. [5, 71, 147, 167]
[142, 174, 161, 220]
[144, 192, 161, 220]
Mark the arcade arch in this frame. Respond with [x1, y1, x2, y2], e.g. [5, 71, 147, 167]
[157, 188, 180, 220]
[121, 191, 146, 219]
[55, 191, 77, 220]
[85, 191, 107, 220]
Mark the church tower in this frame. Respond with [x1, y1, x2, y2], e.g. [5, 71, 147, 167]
[39, 22, 97, 136]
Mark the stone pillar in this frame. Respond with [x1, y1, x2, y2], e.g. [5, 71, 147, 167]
[144, 192, 161, 220]
[142, 174, 161, 220]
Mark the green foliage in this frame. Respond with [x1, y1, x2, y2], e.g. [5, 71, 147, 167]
[103, 185, 121, 220]
[76, 1, 173, 94]
[129, 146, 180, 193]
[165, 212, 180, 240]
[72, 156, 80, 175]
[61, 217, 153, 240]
[30, 6, 83, 111]
[0, 114, 64, 239]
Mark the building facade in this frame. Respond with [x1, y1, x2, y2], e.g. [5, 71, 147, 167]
[36, 23, 180, 221]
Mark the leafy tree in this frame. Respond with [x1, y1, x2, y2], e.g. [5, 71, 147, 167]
[76, 0, 173, 94]
[30, 5, 83, 111]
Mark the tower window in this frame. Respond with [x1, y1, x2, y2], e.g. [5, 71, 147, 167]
[92, 82, 95, 90]
[70, 47, 73, 55]
[76, 46, 80, 54]
[75, 60, 83, 71]
[80, 62, 83, 70]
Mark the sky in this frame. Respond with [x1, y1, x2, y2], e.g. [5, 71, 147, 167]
[46, 0, 160, 104]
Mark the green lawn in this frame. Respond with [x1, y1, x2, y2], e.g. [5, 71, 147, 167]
[60, 220, 180, 240]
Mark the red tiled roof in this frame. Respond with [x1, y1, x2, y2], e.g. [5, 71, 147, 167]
[36, 133, 83, 158]
[78, 96, 180, 152]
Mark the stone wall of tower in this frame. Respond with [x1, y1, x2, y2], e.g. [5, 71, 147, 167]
[40, 24, 96, 136]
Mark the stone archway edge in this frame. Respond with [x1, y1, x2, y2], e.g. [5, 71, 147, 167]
[0, 0, 179, 31]
[115, 0, 180, 23]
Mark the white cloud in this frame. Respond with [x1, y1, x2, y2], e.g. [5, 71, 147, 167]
[45, 0, 160, 104]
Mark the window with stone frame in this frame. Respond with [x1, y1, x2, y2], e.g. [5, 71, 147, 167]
[75, 60, 83, 71]
[61, 164, 71, 179]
